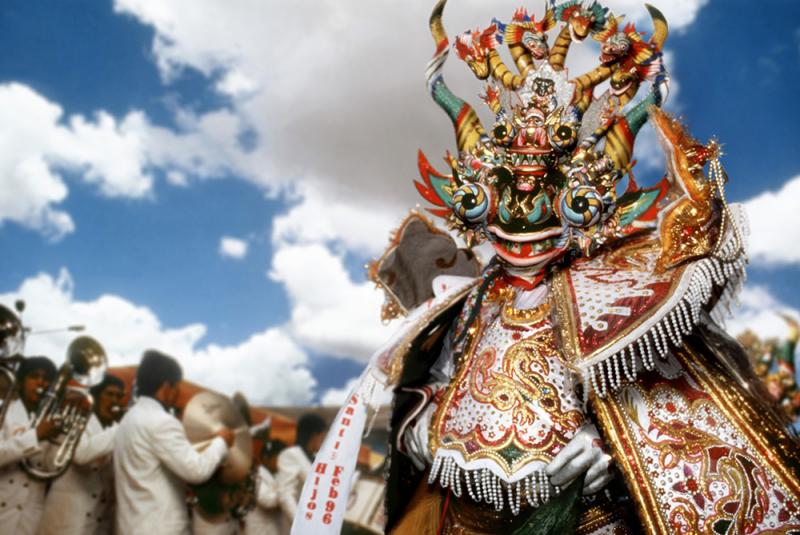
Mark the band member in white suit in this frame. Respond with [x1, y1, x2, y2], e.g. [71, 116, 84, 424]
[244, 439, 287, 535]
[0, 356, 58, 535]
[38, 374, 126, 535]
[114, 350, 234, 535]
[192, 502, 239, 535]
[276, 414, 327, 526]
[190, 480, 240, 535]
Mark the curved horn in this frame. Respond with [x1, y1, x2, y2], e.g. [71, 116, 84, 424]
[645, 4, 668, 51]
[426, 0, 486, 153]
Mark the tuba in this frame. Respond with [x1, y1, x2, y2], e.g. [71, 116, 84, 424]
[0, 304, 25, 428]
[22, 335, 108, 479]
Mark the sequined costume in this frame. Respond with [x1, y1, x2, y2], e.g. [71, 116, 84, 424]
[291, 1, 800, 534]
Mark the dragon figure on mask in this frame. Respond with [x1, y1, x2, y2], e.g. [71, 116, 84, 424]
[291, 2, 800, 534]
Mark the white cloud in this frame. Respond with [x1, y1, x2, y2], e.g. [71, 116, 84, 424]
[269, 243, 392, 362]
[743, 174, 800, 265]
[216, 69, 259, 98]
[0, 83, 157, 239]
[52, 111, 153, 198]
[190, 328, 315, 406]
[0, 269, 315, 405]
[320, 377, 360, 407]
[0, 81, 266, 239]
[271, 186, 403, 257]
[727, 284, 800, 342]
[166, 170, 188, 187]
[219, 236, 249, 260]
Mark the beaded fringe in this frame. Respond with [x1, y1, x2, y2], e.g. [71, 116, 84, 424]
[583, 236, 747, 398]
[428, 456, 559, 515]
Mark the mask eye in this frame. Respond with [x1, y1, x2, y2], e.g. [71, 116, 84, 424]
[452, 183, 491, 224]
[492, 120, 515, 146]
[559, 185, 603, 227]
[549, 122, 577, 151]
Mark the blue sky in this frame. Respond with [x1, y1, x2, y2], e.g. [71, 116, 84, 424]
[0, 0, 798, 405]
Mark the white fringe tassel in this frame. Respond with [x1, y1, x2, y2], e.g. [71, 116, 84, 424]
[584, 237, 746, 398]
[428, 457, 558, 515]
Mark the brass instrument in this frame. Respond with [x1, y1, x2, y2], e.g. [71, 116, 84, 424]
[22, 335, 108, 480]
[0, 304, 25, 428]
[183, 391, 256, 520]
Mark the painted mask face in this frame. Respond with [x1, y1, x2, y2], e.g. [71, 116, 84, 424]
[417, 1, 671, 273]
[448, 66, 585, 269]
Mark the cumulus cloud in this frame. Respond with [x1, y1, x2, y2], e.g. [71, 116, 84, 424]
[271, 186, 404, 257]
[320, 377, 361, 407]
[727, 284, 800, 342]
[219, 236, 249, 260]
[0, 84, 150, 239]
[743, 174, 800, 266]
[269, 243, 392, 362]
[0, 81, 272, 239]
[11, 80, 282, 239]
[0, 269, 315, 405]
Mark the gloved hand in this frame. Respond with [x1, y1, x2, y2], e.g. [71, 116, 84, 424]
[545, 424, 614, 495]
[401, 402, 437, 471]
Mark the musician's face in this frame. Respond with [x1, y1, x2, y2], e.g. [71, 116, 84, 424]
[21, 369, 50, 407]
[164, 382, 180, 408]
[263, 454, 279, 473]
[308, 431, 326, 456]
[96, 384, 125, 425]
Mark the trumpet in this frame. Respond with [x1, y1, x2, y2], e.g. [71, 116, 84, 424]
[0, 304, 25, 429]
[22, 335, 108, 480]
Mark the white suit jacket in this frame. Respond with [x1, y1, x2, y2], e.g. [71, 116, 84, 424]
[38, 413, 117, 535]
[244, 466, 285, 535]
[275, 446, 311, 525]
[0, 398, 48, 535]
[191, 507, 240, 535]
[114, 396, 227, 535]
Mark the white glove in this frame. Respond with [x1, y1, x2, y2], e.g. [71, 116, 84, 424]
[401, 402, 437, 471]
[545, 424, 614, 495]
